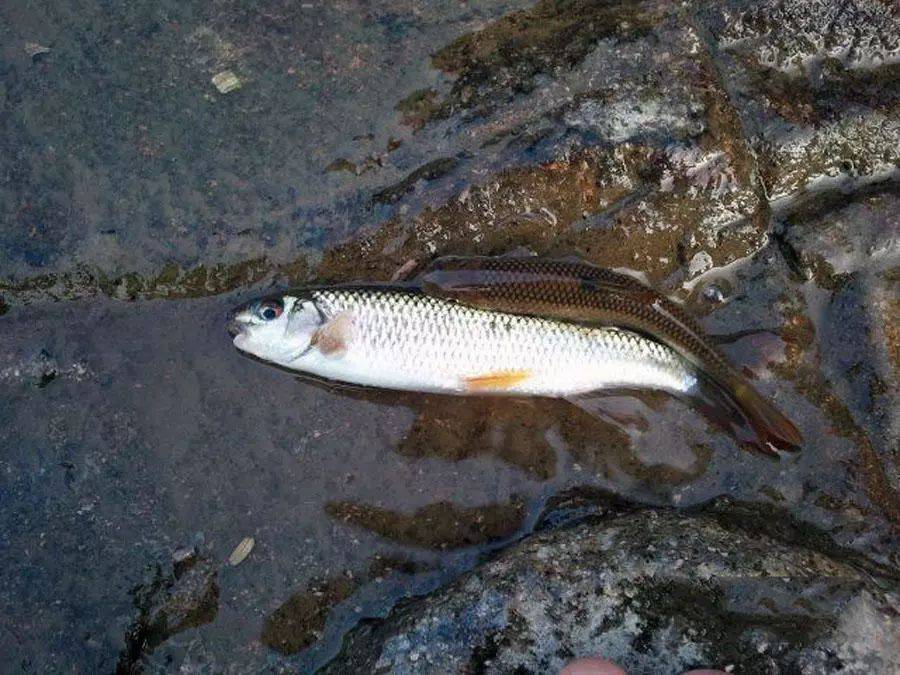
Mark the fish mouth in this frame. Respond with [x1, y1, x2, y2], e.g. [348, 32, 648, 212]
[226, 307, 245, 338]
[227, 319, 243, 338]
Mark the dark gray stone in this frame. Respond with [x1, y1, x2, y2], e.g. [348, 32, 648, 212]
[326, 505, 900, 675]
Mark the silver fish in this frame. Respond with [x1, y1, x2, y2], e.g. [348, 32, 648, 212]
[229, 256, 803, 455]
[228, 285, 697, 398]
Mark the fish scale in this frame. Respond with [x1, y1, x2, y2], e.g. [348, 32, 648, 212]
[306, 287, 697, 397]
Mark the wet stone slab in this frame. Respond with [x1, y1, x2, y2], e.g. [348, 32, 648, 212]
[2, 221, 898, 671]
[0, 0, 898, 672]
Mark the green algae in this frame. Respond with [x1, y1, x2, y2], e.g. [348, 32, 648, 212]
[395, 88, 442, 129]
[0, 256, 311, 307]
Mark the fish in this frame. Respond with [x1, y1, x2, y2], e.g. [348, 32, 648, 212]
[417, 256, 803, 453]
[227, 256, 802, 455]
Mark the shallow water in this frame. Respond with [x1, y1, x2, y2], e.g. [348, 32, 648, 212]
[1, 0, 898, 672]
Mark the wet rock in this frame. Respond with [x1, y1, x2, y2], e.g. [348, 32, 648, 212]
[427, 0, 665, 120]
[118, 551, 219, 673]
[0, 257, 311, 306]
[719, 0, 899, 73]
[777, 189, 900, 511]
[318, 140, 766, 287]
[709, 0, 900, 212]
[0, 348, 93, 387]
[0, 348, 58, 387]
[324, 505, 900, 674]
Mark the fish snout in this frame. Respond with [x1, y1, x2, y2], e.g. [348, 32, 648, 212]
[226, 307, 245, 338]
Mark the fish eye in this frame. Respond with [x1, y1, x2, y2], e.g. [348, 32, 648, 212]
[256, 299, 283, 321]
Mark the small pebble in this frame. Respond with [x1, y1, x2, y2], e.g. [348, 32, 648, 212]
[24, 42, 51, 60]
[228, 537, 255, 566]
[688, 251, 714, 277]
[212, 71, 241, 94]
[703, 284, 726, 304]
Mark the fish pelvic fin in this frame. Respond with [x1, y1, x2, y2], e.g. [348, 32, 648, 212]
[691, 370, 802, 455]
[463, 369, 532, 392]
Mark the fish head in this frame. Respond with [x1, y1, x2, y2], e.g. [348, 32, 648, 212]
[227, 292, 322, 366]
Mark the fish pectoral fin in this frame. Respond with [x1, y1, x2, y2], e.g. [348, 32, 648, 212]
[463, 369, 532, 392]
[310, 311, 354, 357]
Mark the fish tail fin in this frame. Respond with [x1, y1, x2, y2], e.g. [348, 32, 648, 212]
[690, 371, 802, 455]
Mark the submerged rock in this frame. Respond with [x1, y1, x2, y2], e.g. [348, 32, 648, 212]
[325, 504, 900, 674]
[118, 551, 219, 672]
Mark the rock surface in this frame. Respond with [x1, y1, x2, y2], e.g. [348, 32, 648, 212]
[0, 0, 897, 672]
[326, 500, 900, 675]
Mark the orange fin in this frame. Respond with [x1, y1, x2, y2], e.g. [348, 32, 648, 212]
[463, 369, 531, 392]
[311, 311, 354, 357]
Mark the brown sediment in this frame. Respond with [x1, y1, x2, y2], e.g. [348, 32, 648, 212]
[729, 53, 900, 127]
[373, 157, 459, 205]
[324, 498, 526, 549]
[320, 146, 656, 281]
[395, 88, 441, 129]
[395, 397, 557, 480]
[423, 0, 662, 122]
[562, 397, 714, 485]
[882, 296, 900, 376]
[341, 389, 699, 484]
[775, 305, 900, 524]
[691, 36, 758, 188]
[368, 554, 431, 578]
[261, 574, 357, 655]
[261, 555, 433, 656]
[325, 158, 357, 174]
[320, 124, 770, 289]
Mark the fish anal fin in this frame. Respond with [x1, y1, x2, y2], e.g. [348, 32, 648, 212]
[463, 370, 531, 392]
[311, 311, 354, 357]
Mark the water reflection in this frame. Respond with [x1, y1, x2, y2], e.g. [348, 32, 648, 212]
[325, 497, 526, 550]
[292, 375, 721, 488]
[261, 574, 357, 656]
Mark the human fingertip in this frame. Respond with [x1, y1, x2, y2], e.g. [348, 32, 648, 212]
[559, 657, 628, 675]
